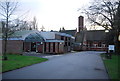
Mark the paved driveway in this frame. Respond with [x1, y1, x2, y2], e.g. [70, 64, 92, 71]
[23, 52, 65, 59]
[2, 51, 109, 79]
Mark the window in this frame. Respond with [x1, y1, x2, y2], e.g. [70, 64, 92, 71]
[102, 44, 105, 47]
[86, 44, 88, 47]
[61, 36, 64, 40]
[65, 37, 67, 41]
[98, 42, 102, 47]
[68, 37, 70, 41]
[58, 42, 59, 52]
[49, 42, 50, 52]
[23, 42, 24, 51]
[53, 42, 55, 52]
[31, 42, 36, 51]
[68, 42, 70, 46]
[94, 44, 97, 47]
[65, 42, 67, 46]
[89, 41, 93, 47]
[44, 42, 46, 52]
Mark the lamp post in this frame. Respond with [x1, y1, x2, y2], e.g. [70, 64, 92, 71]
[118, 34, 120, 55]
[105, 30, 111, 59]
[105, 30, 109, 50]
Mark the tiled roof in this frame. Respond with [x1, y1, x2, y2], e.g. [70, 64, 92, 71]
[75, 31, 85, 43]
[75, 30, 106, 43]
[39, 32, 55, 40]
[86, 30, 106, 41]
[1, 30, 75, 42]
[3, 30, 44, 42]
[39, 31, 75, 40]
[55, 32, 74, 38]
[10, 30, 38, 38]
[60, 30, 77, 36]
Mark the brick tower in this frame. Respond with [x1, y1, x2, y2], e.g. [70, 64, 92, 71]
[78, 16, 84, 32]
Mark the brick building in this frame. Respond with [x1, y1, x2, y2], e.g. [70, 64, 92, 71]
[0, 30, 74, 54]
[40, 31, 75, 54]
[74, 16, 107, 51]
[60, 16, 108, 51]
[75, 30, 107, 51]
[1, 30, 44, 54]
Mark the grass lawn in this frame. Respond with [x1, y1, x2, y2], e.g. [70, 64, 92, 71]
[1, 54, 48, 73]
[0, 55, 2, 60]
[101, 53, 119, 80]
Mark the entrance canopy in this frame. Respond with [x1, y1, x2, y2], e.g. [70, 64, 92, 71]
[24, 32, 44, 42]
[6, 30, 44, 42]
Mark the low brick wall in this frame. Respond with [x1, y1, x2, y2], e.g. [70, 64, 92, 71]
[1, 40, 23, 54]
[88, 47, 107, 51]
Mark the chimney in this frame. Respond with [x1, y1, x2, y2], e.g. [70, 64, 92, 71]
[78, 16, 84, 32]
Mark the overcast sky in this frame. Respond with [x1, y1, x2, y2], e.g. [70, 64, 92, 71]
[20, 0, 93, 31]
[18, 0, 92, 31]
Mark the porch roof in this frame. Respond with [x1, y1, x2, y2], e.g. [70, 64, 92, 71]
[45, 39, 64, 42]
[5, 30, 44, 42]
[24, 32, 44, 42]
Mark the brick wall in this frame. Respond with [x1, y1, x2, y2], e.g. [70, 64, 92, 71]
[44, 42, 64, 54]
[55, 43, 58, 53]
[46, 42, 49, 53]
[55, 34, 61, 40]
[24, 42, 31, 52]
[59, 42, 64, 53]
[2, 40, 23, 54]
[50, 42, 53, 53]
[86, 41, 107, 51]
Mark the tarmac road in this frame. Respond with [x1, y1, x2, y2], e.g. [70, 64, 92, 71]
[2, 51, 109, 79]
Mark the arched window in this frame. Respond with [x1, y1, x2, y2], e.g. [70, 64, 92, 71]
[98, 42, 102, 47]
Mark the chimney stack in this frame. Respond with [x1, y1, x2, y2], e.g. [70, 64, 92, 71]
[78, 16, 84, 32]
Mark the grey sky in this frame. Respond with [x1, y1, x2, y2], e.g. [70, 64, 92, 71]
[18, 0, 93, 31]
[0, 0, 94, 31]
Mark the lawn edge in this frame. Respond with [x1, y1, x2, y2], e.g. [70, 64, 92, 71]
[100, 53, 111, 80]
[2, 58, 48, 73]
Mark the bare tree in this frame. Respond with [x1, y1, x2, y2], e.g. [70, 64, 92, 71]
[12, 18, 38, 31]
[40, 25, 45, 31]
[114, 1, 120, 54]
[17, 16, 38, 30]
[0, 0, 19, 60]
[81, 0, 120, 54]
[13, 19, 30, 30]
[32, 16, 38, 30]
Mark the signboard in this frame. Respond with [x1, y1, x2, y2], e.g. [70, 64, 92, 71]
[79, 43, 81, 45]
[108, 45, 115, 51]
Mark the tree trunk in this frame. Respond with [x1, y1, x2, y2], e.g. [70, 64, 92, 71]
[3, 37, 8, 60]
[114, 30, 120, 55]
[3, 9, 9, 60]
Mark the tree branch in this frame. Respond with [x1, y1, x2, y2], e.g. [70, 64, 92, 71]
[8, 2, 18, 18]
[0, 12, 6, 18]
